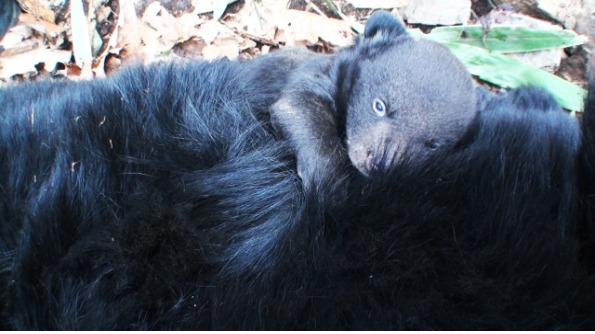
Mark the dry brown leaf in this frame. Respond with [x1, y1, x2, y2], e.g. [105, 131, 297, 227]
[114, 0, 142, 60]
[224, 1, 353, 48]
[143, 2, 203, 43]
[2, 0, 354, 78]
[1, 24, 33, 48]
[224, 0, 289, 41]
[172, 37, 207, 58]
[16, 0, 55, 23]
[201, 22, 240, 59]
[238, 37, 256, 51]
[19, 13, 64, 38]
[175, 13, 206, 40]
[116, 2, 208, 62]
[202, 36, 239, 59]
[0, 48, 71, 79]
[197, 20, 225, 45]
[278, 10, 354, 47]
[0, 40, 38, 57]
[114, 1, 171, 63]
[142, 2, 180, 42]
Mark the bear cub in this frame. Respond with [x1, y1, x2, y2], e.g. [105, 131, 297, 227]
[0, 8, 595, 331]
[269, 11, 480, 188]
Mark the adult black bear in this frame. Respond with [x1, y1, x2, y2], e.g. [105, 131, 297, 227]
[0, 11, 594, 330]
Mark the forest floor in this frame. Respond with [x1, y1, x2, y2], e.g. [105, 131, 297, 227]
[0, 0, 592, 88]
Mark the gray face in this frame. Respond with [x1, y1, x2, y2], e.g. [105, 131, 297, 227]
[346, 38, 477, 175]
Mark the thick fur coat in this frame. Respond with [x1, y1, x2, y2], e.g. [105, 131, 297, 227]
[0, 13, 594, 330]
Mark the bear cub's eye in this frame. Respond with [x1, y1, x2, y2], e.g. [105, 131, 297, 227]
[372, 98, 386, 117]
[425, 139, 444, 150]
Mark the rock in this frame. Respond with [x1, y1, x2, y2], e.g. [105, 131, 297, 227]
[489, 10, 565, 72]
[508, 49, 564, 72]
[403, 0, 471, 25]
[536, 0, 583, 29]
[572, 0, 595, 52]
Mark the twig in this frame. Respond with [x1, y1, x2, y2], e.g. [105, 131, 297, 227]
[304, 0, 328, 18]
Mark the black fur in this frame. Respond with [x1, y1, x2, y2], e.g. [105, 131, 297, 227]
[0, 15, 594, 331]
[271, 12, 478, 187]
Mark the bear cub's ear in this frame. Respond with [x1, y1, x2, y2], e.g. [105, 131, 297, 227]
[364, 11, 407, 39]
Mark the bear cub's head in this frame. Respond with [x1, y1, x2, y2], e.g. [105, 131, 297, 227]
[337, 11, 478, 175]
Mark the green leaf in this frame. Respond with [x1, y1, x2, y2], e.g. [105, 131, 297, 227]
[411, 26, 588, 53]
[443, 42, 587, 111]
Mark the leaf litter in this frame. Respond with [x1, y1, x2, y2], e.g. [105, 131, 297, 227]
[0, 0, 590, 110]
